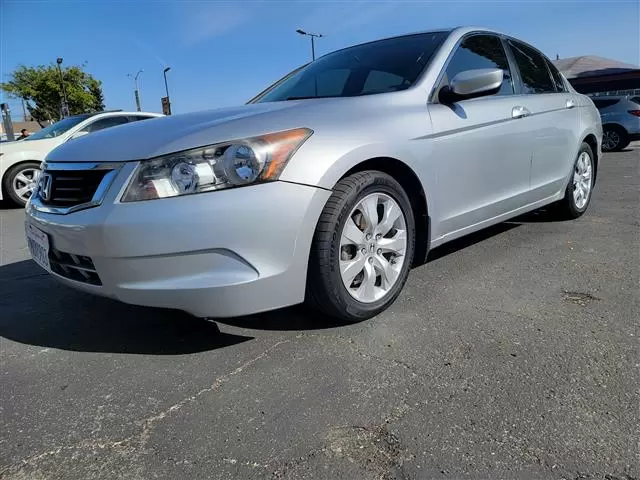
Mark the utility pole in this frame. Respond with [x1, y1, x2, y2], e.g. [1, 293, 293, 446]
[56, 58, 70, 117]
[21, 99, 28, 121]
[127, 69, 144, 111]
[296, 29, 324, 61]
[1, 103, 15, 141]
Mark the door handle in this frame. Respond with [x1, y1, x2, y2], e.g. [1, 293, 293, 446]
[566, 99, 576, 109]
[512, 106, 531, 119]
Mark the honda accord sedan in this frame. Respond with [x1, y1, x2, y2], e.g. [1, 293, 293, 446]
[25, 26, 602, 321]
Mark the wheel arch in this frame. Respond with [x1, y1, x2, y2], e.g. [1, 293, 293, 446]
[581, 133, 599, 183]
[339, 157, 430, 267]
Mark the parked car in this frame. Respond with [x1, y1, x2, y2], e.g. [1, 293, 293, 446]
[591, 95, 640, 151]
[0, 111, 162, 206]
[24, 27, 601, 321]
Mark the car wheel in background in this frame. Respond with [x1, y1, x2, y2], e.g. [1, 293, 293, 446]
[602, 125, 629, 152]
[306, 170, 416, 321]
[2, 161, 41, 207]
[553, 142, 595, 219]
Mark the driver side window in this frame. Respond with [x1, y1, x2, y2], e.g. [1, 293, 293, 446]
[444, 34, 514, 96]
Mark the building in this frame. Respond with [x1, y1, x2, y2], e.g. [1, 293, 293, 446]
[553, 55, 640, 97]
[0, 120, 43, 137]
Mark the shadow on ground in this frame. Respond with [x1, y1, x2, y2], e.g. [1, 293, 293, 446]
[0, 210, 562, 351]
[0, 261, 253, 355]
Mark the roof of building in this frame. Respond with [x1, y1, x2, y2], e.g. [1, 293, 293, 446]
[552, 55, 639, 79]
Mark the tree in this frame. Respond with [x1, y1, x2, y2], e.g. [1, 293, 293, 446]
[0, 64, 105, 124]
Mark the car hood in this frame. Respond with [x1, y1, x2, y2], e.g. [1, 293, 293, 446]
[46, 102, 312, 163]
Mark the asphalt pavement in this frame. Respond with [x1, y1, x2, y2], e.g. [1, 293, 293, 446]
[1, 146, 638, 480]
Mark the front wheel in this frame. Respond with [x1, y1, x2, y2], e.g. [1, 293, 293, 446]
[306, 171, 415, 321]
[2, 161, 41, 207]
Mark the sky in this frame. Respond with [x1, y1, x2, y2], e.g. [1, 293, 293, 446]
[1, 0, 639, 117]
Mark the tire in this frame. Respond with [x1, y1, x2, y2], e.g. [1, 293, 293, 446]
[306, 171, 416, 321]
[2, 161, 41, 207]
[602, 125, 629, 152]
[553, 142, 595, 219]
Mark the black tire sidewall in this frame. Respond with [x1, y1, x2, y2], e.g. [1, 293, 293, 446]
[565, 143, 595, 216]
[603, 126, 627, 152]
[313, 173, 415, 320]
[3, 161, 41, 207]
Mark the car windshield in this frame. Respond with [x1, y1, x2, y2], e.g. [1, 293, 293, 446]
[25, 114, 92, 140]
[252, 31, 449, 103]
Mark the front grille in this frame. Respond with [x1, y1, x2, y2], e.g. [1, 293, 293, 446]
[42, 169, 109, 207]
[49, 247, 102, 286]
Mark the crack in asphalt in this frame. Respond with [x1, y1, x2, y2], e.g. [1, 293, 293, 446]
[0, 339, 290, 479]
[267, 338, 421, 479]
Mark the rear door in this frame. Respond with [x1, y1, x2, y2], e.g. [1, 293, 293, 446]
[505, 39, 580, 200]
[428, 33, 533, 238]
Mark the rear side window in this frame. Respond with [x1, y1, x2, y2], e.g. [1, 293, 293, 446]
[444, 34, 514, 95]
[631, 97, 640, 105]
[508, 40, 555, 94]
[128, 115, 156, 122]
[592, 99, 620, 109]
[546, 60, 566, 92]
[85, 116, 129, 133]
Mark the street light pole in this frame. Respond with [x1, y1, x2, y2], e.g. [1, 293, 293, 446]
[127, 69, 144, 111]
[56, 58, 70, 118]
[163, 67, 171, 98]
[162, 67, 172, 115]
[296, 29, 324, 61]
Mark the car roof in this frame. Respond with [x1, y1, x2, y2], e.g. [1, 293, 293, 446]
[63, 111, 162, 121]
[313, 26, 526, 62]
[94, 111, 162, 116]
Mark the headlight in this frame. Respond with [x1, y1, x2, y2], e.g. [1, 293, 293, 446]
[121, 128, 312, 202]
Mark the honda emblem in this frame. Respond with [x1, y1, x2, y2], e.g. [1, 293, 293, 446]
[39, 173, 52, 201]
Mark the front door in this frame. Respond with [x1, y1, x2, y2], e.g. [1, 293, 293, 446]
[428, 34, 532, 241]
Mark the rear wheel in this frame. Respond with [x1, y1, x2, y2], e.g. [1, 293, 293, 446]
[306, 171, 415, 321]
[553, 142, 594, 219]
[2, 161, 41, 207]
[602, 125, 629, 152]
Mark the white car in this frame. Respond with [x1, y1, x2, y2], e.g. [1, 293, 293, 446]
[0, 111, 162, 206]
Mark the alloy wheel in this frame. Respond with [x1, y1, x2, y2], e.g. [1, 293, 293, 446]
[602, 130, 620, 151]
[573, 151, 592, 209]
[12, 168, 40, 203]
[339, 192, 407, 303]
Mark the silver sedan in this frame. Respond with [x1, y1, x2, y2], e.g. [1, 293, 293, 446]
[25, 26, 602, 321]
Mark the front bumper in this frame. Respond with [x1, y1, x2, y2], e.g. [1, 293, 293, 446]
[25, 180, 331, 317]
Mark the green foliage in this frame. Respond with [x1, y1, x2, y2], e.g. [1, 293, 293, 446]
[0, 64, 105, 122]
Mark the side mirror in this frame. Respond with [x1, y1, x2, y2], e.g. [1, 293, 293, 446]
[69, 130, 89, 140]
[440, 68, 504, 103]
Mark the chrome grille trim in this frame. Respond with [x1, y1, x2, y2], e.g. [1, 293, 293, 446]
[30, 162, 123, 215]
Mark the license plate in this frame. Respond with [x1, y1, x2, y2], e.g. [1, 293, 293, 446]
[26, 224, 51, 272]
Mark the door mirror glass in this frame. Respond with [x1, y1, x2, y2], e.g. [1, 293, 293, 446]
[449, 68, 503, 96]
